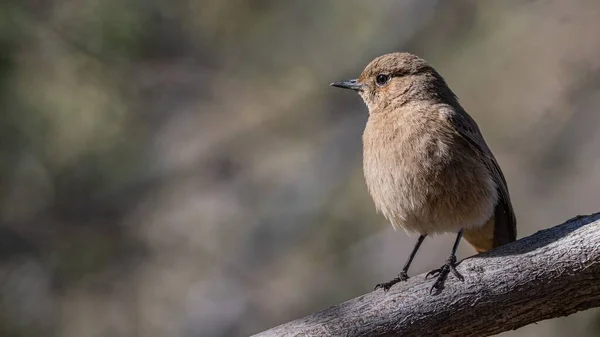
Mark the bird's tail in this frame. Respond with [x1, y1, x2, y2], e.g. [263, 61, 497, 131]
[463, 217, 495, 253]
[464, 203, 516, 253]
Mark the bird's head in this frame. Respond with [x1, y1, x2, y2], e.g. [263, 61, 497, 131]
[331, 52, 454, 113]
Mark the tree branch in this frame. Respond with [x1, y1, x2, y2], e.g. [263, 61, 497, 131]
[253, 212, 600, 337]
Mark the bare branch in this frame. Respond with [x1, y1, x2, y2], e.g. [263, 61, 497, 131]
[253, 212, 600, 337]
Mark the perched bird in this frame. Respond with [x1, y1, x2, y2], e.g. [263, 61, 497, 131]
[331, 52, 516, 293]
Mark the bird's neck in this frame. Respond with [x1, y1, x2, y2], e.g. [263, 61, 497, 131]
[393, 73, 460, 108]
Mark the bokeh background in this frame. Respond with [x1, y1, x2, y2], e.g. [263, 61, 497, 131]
[1, 0, 600, 336]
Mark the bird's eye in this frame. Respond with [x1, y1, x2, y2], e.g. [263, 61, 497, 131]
[375, 74, 390, 86]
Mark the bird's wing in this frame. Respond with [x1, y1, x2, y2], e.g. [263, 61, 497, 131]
[449, 108, 517, 247]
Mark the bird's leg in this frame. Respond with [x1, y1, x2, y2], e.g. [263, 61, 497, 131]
[375, 234, 426, 292]
[426, 229, 464, 294]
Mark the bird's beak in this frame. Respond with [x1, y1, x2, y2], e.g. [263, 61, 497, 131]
[330, 79, 363, 91]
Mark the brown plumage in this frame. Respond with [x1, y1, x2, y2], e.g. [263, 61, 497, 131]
[331, 52, 516, 293]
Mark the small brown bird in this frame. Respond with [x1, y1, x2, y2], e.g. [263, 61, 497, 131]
[331, 52, 516, 293]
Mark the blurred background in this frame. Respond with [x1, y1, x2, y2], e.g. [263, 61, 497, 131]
[1, 0, 600, 336]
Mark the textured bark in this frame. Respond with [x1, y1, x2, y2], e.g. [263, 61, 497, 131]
[253, 212, 600, 337]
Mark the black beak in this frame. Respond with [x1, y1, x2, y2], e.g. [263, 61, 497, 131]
[330, 78, 363, 91]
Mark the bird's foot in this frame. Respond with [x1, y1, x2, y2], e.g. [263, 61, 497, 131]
[425, 254, 464, 294]
[374, 271, 409, 292]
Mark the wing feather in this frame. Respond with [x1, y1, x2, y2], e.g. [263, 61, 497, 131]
[449, 108, 517, 247]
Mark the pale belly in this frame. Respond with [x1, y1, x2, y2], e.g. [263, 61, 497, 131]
[362, 136, 498, 235]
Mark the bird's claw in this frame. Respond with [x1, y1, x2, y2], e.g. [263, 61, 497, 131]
[427, 255, 463, 294]
[374, 271, 409, 292]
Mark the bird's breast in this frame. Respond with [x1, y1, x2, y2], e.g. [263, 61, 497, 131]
[362, 113, 497, 234]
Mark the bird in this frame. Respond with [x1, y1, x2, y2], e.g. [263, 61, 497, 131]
[330, 52, 516, 293]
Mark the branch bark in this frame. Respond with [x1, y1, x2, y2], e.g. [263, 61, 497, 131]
[253, 212, 600, 337]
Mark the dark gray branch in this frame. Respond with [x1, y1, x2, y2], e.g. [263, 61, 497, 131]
[253, 212, 600, 337]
